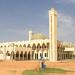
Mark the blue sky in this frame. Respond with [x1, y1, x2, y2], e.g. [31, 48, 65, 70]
[0, 0, 75, 43]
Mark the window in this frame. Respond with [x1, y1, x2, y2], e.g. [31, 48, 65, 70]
[45, 53, 47, 57]
[40, 53, 42, 57]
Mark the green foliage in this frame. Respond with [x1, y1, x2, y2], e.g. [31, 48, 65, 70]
[22, 70, 45, 75]
[43, 68, 67, 73]
[22, 68, 67, 75]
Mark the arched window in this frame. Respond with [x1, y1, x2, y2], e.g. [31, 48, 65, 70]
[16, 51, 19, 60]
[32, 43, 36, 50]
[28, 51, 31, 60]
[42, 43, 46, 50]
[8, 45, 10, 47]
[4, 45, 6, 47]
[37, 43, 41, 50]
[24, 51, 27, 59]
[0, 46, 3, 48]
[6, 51, 10, 56]
[20, 51, 23, 60]
[27, 44, 31, 48]
[20, 51, 23, 55]
[19, 44, 22, 47]
[23, 44, 26, 47]
[16, 51, 19, 56]
[15, 45, 18, 47]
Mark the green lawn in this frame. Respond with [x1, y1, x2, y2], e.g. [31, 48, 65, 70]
[22, 68, 67, 75]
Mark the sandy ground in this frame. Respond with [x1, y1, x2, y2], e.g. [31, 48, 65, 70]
[0, 60, 75, 75]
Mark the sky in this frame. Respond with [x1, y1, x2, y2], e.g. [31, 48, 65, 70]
[0, 0, 75, 43]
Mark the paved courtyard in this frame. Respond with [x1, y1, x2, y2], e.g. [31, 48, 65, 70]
[0, 60, 75, 75]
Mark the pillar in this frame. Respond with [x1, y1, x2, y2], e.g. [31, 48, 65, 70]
[14, 53, 16, 60]
[29, 31, 32, 41]
[49, 8, 57, 61]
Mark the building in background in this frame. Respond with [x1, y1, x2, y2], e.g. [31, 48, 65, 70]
[0, 8, 75, 62]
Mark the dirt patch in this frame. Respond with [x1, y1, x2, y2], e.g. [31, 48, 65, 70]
[0, 60, 75, 75]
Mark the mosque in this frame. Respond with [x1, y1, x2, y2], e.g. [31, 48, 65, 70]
[0, 8, 75, 62]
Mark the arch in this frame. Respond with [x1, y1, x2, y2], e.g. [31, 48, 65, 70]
[15, 45, 18, 47]
[6, 51, 10, 56]
[16, 51, 19, 60]
[23, 44, 26, 47]
[35, 53, 38, 60]
[32, 43, 36, 50]
[27, 44, 31, 48]
[19, 44, 22, 47]
[24, 51, 27, 60]
[47, 42, 49, 49]
[0, 46, 3, 48]
[44, 52, 48, 57]
[42, 43, 46, 50]
[32, 51, 34, 60]
[37, 43, 41, 50]
[4, 45, 6, 47]
[28, 52, 30, 60]
[8, 45, 10, 47]
[38, 50, 42, 59]
[20, 51, 23, 60]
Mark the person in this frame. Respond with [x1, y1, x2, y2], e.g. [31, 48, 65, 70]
[41, 59, 46, 70]
[40, 54, 46, 70]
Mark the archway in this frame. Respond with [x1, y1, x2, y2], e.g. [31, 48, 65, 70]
[20, 51, 23, 60]
[16, 51, 19, 60]
[35, 53, 38, 60]
[28, 52, 31, 60]
[24, 52, 27, 60]
[32, 43, 36, 50]
[37, 43, 41, 51]
[42, 43, 46, 50]
[6, 51, 10, 56]
[32, 51, 34, 60]
[6, 51, 11, 60]
[23, 44, 26, 47]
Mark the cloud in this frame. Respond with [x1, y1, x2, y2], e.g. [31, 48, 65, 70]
[58, 12, 75, 42]
[58, 12, 74, 28]
[56, 0, 75, 4]
[8, 28, 25, 35]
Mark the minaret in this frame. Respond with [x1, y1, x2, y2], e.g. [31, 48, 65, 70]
[49, 8, 57, 61]
[29, 30, 32, 41]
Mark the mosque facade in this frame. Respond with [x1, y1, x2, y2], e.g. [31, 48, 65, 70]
[0, 8, 75, 61]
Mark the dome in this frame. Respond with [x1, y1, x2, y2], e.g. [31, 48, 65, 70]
[31, 33, 48, 40]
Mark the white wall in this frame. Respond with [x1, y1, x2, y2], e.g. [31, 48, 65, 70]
[0, 54, 4, 60]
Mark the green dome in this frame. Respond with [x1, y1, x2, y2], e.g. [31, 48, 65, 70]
[31, 33, 47, 40]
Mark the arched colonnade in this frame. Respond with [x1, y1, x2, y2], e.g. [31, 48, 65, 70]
[0, 42, 49, 60]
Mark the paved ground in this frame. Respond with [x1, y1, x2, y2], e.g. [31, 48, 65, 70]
[0, 60, 75, 75]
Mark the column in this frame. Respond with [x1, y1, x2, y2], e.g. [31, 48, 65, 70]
[34, 52, 35, 60]
[14, 53, 16, 60]
[49, 8, 57, 61]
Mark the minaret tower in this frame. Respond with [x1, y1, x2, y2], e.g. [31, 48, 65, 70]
[49, 8, 57, 61]
[29, 30, 32, 41]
